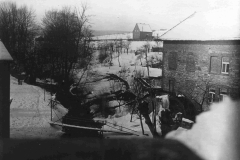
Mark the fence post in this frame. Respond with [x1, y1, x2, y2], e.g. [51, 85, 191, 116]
[0, 41, 13, 139]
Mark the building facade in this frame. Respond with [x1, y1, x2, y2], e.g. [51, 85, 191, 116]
[162, 41, 240, 110]
[160, 7, 240, 111]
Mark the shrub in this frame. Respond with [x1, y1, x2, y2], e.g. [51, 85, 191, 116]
[98, 49, 109, 63]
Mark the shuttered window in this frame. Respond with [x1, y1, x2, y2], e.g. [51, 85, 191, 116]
[169, 80, 175, 92]
[221, 57, 229, 74]
[208, 88, 216, 103]
[186, 53, 195, 72]
[168, 52, 177, 70]
[210, 56, 221, 73]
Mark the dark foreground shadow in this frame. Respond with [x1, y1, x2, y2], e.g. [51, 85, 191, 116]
[1, 138, 202, 160]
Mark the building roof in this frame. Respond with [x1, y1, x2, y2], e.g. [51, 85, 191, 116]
[160, 7, 240, 41]
[137, 23, 152, 32]
[0, 40, 13, 61]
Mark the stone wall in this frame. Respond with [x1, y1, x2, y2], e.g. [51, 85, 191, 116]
[162, 41, 240, 110]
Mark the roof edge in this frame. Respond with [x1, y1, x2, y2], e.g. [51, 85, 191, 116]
[0, 40, 13, 61]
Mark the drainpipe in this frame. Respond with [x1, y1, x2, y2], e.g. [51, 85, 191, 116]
[0, 40, 13, 139]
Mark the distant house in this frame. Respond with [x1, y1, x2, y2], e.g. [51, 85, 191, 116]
[133, 23, 152, 40]
[160, 7, 240, 111]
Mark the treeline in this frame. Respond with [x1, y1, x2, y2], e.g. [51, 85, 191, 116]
[0, 2, 93, 85]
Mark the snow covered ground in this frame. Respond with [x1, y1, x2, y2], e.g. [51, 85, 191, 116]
[10, 76, 64, 138]
[9, 44, 240, 160]
[93, 51, 162, 77]
[74, 50, 163, 137]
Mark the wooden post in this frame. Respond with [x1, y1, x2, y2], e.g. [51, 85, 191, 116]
[130, 104, 135, 122]
[0, 41, 13, 139]
[50, 99, 53, 121]
[139, 113, 145, 135]
[44, 87, 45, 101]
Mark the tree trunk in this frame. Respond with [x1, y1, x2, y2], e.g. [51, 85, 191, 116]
[118, 51, 121, 67]
[138, 101, 160, 138]
[140, 58, 142, 66]
[141, 113, 160, 138]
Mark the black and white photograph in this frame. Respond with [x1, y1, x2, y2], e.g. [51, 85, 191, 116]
[0, 0, 240, 159]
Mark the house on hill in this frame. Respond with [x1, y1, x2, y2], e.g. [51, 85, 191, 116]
[160, 7, 240, 111]
[133, 23, 152, 40]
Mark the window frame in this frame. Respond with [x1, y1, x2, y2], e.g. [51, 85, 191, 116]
[208, 88, 216, 103]
[221, 57, 230, 74]
[219, 88, 229, 101]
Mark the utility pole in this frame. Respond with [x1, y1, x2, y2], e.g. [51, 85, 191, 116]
[144, 36, 157, 133]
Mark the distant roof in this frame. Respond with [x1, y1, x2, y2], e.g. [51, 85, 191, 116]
[137, 23, 152, 32]
[0, 40, 13, 61]
[92, 33, 132, 40]
[160, 7, 240, 41]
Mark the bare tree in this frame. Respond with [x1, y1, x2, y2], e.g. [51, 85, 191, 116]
[42, 4, 93, 84]
[123, 36, 132, 54]
[141, 42, 151, 77]
[0, 2, 39, 81]
[141, 41, 158, 132]
[114, 39, 122, 67]
[109, 66, 131, 111]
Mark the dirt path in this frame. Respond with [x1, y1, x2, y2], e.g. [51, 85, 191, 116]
[10, 77, 63, 138]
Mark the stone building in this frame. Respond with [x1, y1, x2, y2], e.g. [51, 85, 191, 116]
[160, 7, 240, 111]
[133, 23, 152, 40]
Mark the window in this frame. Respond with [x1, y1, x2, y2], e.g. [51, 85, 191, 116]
[169, 80, 175, 92]
[168, 52, 177, 70]
[221, 57, 229, 74]
[210, 56, 221, 73]
[219, 88, 228, 101]
[186, 53, 195, 72]
[208, 88, 216, 103]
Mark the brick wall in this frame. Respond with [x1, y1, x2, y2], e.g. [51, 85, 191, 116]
[133, 31, 140, 40]
[162, 41, 240, 110]
[140, 32, 152, 40]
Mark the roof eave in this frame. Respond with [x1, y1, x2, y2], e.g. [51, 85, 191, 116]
[0, 41, 13, 61]
[160, 38, 240, 41]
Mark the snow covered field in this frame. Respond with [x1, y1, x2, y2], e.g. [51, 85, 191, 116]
[81, 51, 162, 95]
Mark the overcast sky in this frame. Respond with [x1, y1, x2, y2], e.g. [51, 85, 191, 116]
[10, 0, 240, 31]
